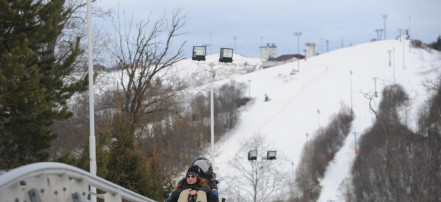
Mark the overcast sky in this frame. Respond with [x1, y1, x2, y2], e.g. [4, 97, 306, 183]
[96, 0, 441, 58]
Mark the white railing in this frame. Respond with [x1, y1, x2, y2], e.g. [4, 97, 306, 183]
[0, 162, 155, 202]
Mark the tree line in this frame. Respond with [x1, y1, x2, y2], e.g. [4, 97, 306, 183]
[291, 77, 441, 201]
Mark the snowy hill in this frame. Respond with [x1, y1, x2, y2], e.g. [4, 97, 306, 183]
[201, 40, 440, 201]
[89, 39, 440, 201]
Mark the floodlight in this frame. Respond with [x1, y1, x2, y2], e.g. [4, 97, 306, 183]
[266, 151, 277, 160]
[192, 46, 206, 61]
[248, 150, 257, 161]
[219, 48, 233, 63]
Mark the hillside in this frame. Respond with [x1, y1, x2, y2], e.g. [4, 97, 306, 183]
[198, 40, 441, 201]
[87, 39, 440, 201]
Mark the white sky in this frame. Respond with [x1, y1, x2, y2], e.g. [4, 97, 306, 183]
[96, 0, 441, 58]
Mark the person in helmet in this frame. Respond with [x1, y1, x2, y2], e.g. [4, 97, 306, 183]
[189, 157, 219, 202]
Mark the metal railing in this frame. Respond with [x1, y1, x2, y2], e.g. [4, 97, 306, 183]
[0, 162, 155, 202]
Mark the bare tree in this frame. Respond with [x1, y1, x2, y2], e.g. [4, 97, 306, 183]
[107, 8, 187, 136]
[226, 134, 289, 202]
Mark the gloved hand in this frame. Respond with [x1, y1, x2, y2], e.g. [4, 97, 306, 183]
[210, 180, 218, 190]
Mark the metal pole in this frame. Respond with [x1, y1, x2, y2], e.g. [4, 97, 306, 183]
[87, 1, 97, 201]
[388, 50, 392, 67]
[353, 132, 358, 154]
[350, 70, 353, 113]
[402, 29, 406, 70]
[373, 77, 377, 97]
[393, 47, 396, 83]
[261, 165, 264, 202]
[317, 109, 320, 128]
[409, 16, 411, 53]
[248, 80, 251, 98]
[210, 63, 215, 166]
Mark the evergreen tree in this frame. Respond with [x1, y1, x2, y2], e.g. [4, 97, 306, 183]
[105, 111, 150, 196]
[429, 35, 441, 51]
[0, 0, 87, 168]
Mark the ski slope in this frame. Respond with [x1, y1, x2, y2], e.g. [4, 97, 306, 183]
[88, 39, 440, 201]
[204, 40, 441, 201]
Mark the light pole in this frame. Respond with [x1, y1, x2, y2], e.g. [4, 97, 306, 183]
[409, 16, 412, 53]
[387, 49, 392, 67]
[248, 150, 277, 202]
[248, 80, 251, 98]
[87, 0, 97, 201]
[393, 47, 396, 83]
[317, 109, 320, 128]
[350, 70, 353, 113]
[399, 29, 406, 70]
[353, 132, 358, 154]
[294, 32, 302, 72]
[373, 77, 378, 97]
[209, 62, 215, 165]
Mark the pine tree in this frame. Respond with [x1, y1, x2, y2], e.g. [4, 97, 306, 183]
[430, 35, 441, 51]
[0, 0, 87, 168]
[105, 111, 150, 197]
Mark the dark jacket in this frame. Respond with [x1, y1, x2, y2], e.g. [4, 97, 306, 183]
[170, 178, 210, 200]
